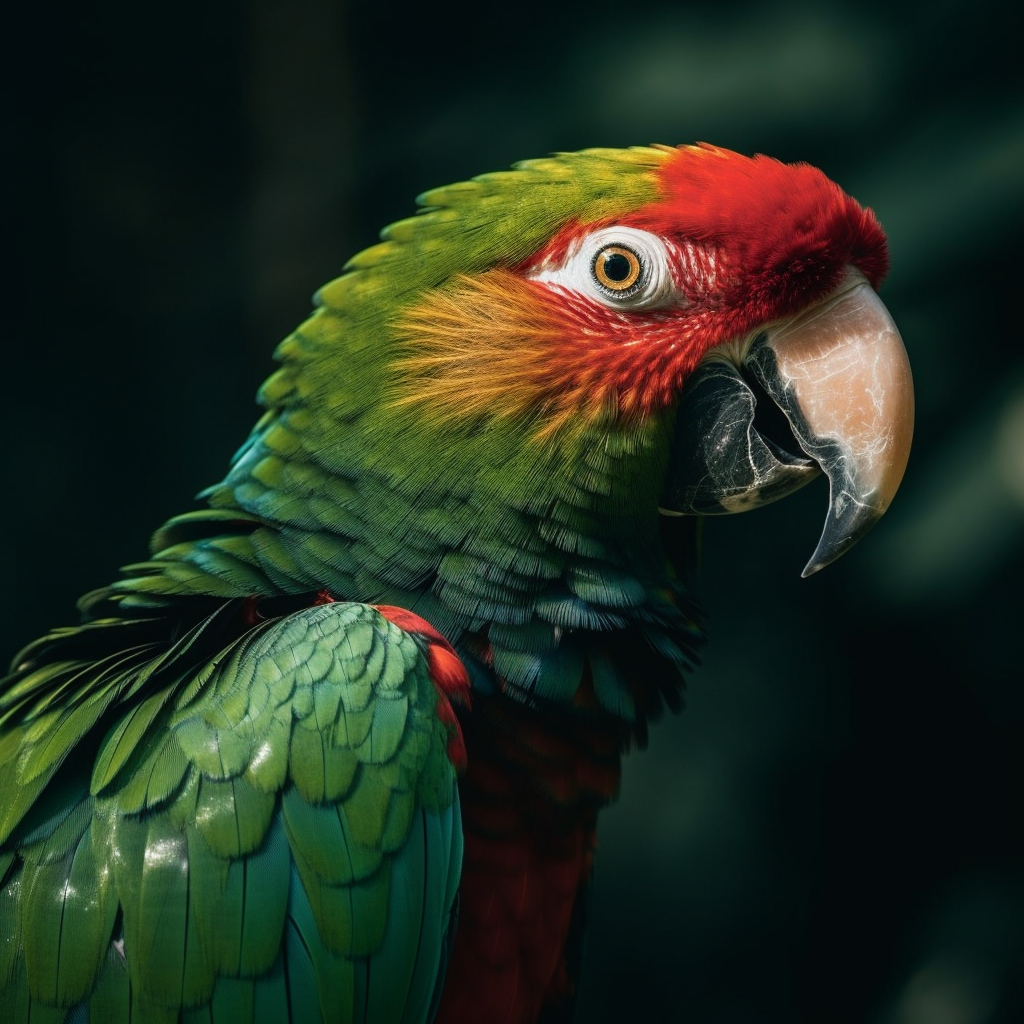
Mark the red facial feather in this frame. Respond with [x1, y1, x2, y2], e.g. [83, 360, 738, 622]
[632, 142, 889, 301]
[509, 144, 890, 422]
[521, 288, 710, 418]
[398, 145, 890, 432]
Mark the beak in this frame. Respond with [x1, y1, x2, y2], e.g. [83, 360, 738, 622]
[660, 268, 914, 576]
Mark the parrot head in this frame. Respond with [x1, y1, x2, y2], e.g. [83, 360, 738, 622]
[289, 142, 912, 578]
[127, 141, 914, 718]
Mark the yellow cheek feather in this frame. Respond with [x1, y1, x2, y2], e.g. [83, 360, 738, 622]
[391, 270, 619, 440]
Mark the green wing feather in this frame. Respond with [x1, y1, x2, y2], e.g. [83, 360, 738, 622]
[0, 600, 462, 1024]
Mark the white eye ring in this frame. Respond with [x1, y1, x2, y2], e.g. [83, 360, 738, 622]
[530, 226, 677, 311]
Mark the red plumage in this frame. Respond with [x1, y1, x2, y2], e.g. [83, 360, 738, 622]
[510, 144, 890, 423]
[434, 692, 626, 1024]
[634, 143, 889, 292]
[374, 604, 472, 768]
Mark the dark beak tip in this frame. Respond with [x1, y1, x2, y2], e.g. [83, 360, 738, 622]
[800, 499, 885, 577]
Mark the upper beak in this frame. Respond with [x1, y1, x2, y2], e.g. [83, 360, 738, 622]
[660, 268, 914, 576]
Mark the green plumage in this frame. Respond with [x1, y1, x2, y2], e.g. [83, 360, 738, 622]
[108, 146, 699, 716]
[1, 602, 462, 1022]
[2, 145, 707, 1023]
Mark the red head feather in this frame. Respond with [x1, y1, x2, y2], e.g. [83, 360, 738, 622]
[629, 142, 889, 318]
[397, 144, 890, 429]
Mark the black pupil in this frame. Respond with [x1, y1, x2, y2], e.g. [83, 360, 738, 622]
[603, 252, 632, 282]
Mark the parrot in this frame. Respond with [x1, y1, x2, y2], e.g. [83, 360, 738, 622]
[0, 142, 913, 1024]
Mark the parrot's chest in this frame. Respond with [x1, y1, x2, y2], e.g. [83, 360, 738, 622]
[434, 692, 628, 1023]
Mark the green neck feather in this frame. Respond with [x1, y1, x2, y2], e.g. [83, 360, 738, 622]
[110, 147, 703, 724]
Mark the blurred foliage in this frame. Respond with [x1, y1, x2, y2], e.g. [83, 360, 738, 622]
[4, 0, 1022, 1021]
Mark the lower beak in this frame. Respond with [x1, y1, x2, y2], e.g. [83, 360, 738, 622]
[660, 268, 914, 576]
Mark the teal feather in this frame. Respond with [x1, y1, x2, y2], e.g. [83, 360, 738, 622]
[20, 834, 80, 1001]
[0, 600, 463, 1022]
[487, 621, 557, 654]
[90, 685, 177, 795]
[566, 565, 648, 608]
[282, 792, 376, 886]
[234, 816, 293, 971]
[491, 648, 544, 691]
[86, 947, 131, 1024]
[27, 795, 91, 866]
[283, 865, 351, 1023]
[365, 810, 427, 1022]
[589, 649, 637, 723]
[537, 641, 586, 702]
[534, 589, 630, 630]
[246, 531, 310, 591]
[184, 824, 237, 975]
[424, 790, 462, 1023]
[114, 729, 191, 813]
[209, 977, 255, 1024]
[114, 813, 190, 1008]
[6, 763, 89, 852]
[248, 956, 290, 1024]
[381, 781, 417, 853]
[193, 775, 276, 858]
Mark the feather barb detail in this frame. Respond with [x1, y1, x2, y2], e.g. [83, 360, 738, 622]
[391, 271, 627, 439]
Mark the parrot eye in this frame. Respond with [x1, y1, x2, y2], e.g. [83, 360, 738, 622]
[592, 245, 643, 294]
[528, 225, 679, 311]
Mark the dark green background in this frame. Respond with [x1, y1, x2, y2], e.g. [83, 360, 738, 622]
[5, 1, 1022, 1021]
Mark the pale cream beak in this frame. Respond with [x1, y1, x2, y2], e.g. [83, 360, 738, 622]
[661, 267, 914, 576]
